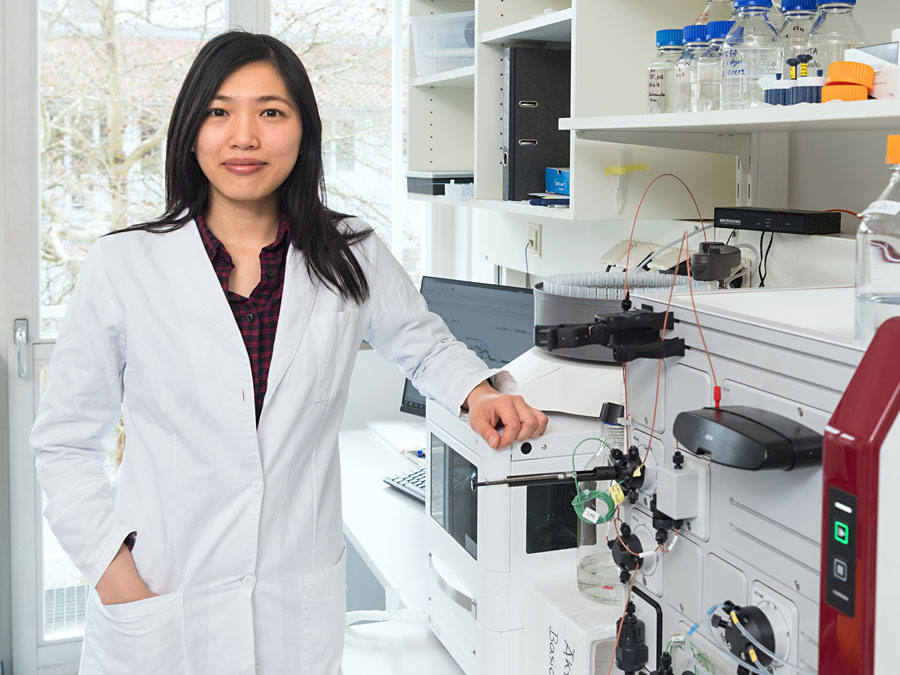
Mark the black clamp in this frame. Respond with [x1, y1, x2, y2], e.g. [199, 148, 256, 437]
[534, 309, 682, 364]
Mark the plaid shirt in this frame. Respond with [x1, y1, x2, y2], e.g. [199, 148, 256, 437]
[195, 213, 291, 426]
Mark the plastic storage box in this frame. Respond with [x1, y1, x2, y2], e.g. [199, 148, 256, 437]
[410, 10, 475, 77]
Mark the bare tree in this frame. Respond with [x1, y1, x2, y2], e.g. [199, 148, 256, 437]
[40, 0, 395, 318]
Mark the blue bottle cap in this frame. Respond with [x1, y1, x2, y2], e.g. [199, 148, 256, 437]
[706, 20, 736, 41]
[683, 24, 708, 44]
[817, 0, 855, 4]
[781, 0, 817, 10]
[734, 0, 773, 6]
[656, 29, 685, 47]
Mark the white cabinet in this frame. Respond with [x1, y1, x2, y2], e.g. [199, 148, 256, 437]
[408, 0, 737, 222]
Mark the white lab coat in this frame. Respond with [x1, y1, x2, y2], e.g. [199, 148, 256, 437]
[30, 218, 496, 675]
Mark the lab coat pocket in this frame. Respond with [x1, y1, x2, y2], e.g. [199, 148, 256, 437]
[311, 311, 359, 402]
[298, 547, 347, 674]
[79, 588, 189, 675]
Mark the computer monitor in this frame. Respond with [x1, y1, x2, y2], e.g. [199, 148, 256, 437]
[400, 276, 535, 417]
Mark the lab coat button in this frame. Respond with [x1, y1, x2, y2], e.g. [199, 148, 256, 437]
[251, 480, 263, 494]
[242, 575, 255, 587]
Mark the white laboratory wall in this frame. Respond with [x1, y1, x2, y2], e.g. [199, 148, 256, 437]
[341, 347, 409, 430]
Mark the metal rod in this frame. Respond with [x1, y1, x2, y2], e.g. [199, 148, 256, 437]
[472, 465, 618, 489]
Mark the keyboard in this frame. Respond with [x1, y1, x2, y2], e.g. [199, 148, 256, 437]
[383, 466, 426, 504]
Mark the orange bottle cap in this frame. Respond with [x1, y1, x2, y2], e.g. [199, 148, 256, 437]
[826, 61, 876, 91]
[887, 135, 900, 165]
[821, 84, 869, 103]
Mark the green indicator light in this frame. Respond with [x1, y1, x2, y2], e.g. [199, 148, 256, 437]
[834, 521, 850, 545]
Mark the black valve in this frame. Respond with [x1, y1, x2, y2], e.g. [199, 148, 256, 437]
[651, 651, 674, 675]
[615, 601, 649, 675]
[718, 602, 777, 669]
[673, 449, 684, 470]
[650, 494, 684, 546]
[609, 522, 643, 576]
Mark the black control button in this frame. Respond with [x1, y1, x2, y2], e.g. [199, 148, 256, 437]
[833, 557, 848, 582]
[520, 442, 532, 455]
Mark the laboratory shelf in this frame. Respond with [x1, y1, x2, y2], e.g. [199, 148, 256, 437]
[412, 65, 475, 88]
[469, 197, 574, 220]
[561, 99, 900, 153]
[480, 8, 572, 45]
[407, 193, 471, 207]
[407, 193, 578, 220]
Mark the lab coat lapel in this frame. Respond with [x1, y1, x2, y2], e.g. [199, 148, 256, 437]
[263, 244, 319, 412]
[172, 221, 250, 363]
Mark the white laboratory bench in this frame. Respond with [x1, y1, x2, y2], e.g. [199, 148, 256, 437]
[339, 423, 463, 674]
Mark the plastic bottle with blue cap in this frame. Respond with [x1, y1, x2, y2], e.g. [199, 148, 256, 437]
[647, 29, 684, 113]
[722, 0, 784, 109]
[697, 20, 736, 111]
[808, 0, 865, 77]
[674, 24, 710, 112]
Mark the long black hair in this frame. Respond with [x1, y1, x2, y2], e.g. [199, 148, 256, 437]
[107, 31, 372, 303]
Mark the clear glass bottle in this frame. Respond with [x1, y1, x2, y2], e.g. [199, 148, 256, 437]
[855, 135, 900, 342]
[778, 0, 818, 78]
[721, 0, 784, 109]
[576, 423, 625, 604]
[695, 0, 736, 24]
[648, 29, 684, 114]
[697, 20, 735, 111]
[807, 0, 865, 78]
[675, 25, 709, 112]
[769, 0, 785, 31]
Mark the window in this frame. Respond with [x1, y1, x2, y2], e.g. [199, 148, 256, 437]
[37, 0, 227, 641]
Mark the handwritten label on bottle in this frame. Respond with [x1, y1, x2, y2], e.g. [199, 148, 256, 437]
[863, 200, 900, 217]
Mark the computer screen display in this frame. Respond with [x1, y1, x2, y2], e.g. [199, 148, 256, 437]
[400, 277, 534, 417]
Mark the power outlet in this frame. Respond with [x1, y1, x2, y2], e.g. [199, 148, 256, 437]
[527, 223, 542, 257]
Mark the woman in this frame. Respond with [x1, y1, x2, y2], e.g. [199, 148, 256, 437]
[31, 31, 547, 674]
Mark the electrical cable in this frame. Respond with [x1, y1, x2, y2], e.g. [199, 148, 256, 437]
[524, 241, 531, 289]
[623, 173, 708, 298]
[724, 229, 736, 246]
[825, 208, 861, 219]
[633, 226, 707, 271]
[569, 437, 624, 524]
[757, 231, 774, 287]
[761, 231, 774, 287]
[683, 246, 721, 408]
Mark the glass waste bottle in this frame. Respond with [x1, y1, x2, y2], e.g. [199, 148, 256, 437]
[648, 29, 684, 113]
[695, 0, 735, 24]
[807, 0, 865, 78]
[721, 0, 784, 109]
[697, 20, 735, 111]
[778, 0, 818, 78]
[576, 419, 626, 604]
[855, 135, 900, 342]
[674, 24, 709, 112]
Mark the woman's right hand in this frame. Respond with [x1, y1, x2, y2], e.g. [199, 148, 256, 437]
[95, 541, 158, 605]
